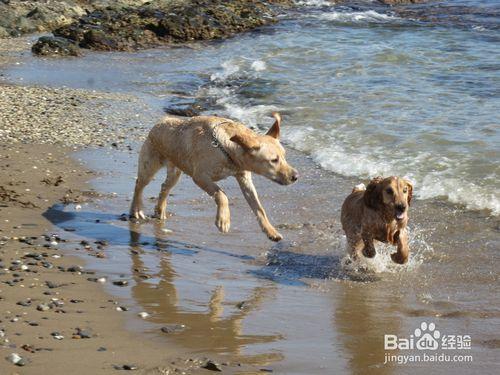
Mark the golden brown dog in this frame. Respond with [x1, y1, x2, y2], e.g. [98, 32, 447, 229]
[130, 113, 298, 241]
[341, 176, 413, 264]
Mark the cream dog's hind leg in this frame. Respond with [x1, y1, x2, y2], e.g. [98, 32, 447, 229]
[154, 162, 182, 220]
[130, 139, 162, 219]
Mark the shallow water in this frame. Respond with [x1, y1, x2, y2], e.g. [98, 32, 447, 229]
[3, 0, 500, 373]
[43, 146, 499, 374]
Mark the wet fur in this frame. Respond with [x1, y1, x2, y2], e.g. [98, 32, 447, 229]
[130, 113, 298, 241]
[341, 176, 413, 264]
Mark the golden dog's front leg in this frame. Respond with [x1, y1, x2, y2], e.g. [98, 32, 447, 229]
[193, 175, 230, 233]
[236, 172, 282, 242]
[361, 230, 377, 258]
[391, 229, 409, 264]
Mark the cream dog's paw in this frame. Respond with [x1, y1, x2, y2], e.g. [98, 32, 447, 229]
[215, 212, 230, 233]
[266, 228, 283, 242]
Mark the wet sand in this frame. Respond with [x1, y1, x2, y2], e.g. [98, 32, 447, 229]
[0, 145, 260, 374]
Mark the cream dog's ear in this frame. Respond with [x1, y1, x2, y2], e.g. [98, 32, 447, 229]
[266, 112, 281, 139]
[230, 134, 261, 153]
[403, 179, 413, 206]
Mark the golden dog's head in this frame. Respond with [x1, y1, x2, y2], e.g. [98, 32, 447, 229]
[230, 113, 299, 185]
[364, 176, 413, 222]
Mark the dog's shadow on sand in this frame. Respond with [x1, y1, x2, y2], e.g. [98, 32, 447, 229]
[251, 242, 381, 285]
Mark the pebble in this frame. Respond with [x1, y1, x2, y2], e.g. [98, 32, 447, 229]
[137, 312, 150, 319]
[6, 352, 26, 366]
[160, 324, 186, 334]
[37, 303, 51, 312]
[51, 332, 64, 340]
[201, 360, 222, 372]
[112, 280, 128, 287]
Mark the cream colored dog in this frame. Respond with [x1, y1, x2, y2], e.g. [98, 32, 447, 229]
[130, 113, 298, 241]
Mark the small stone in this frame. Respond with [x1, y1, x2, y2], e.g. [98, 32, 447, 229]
[201, 360, 222, 372]
[122, 364, 138, 370]
[160, 324, 185, 334]
[112, 280, 128, 287]
[37, 303, 51, 312]
[75, 328, 92, 339]
[51, 332, 64, 340]
[17, 299, 32, 307]
[67, 265, 83, 273]
[97, 346, 107, 352]
[138, 312, 149, 319]
[6, 352, 25, 366]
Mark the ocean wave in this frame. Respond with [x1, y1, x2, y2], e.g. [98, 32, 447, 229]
[286, 127, 500, 216]
[319, 10, 400, 24]
[203, 61, 499, 217]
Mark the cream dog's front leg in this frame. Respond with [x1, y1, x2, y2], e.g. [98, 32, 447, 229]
[193, 175, 230, 233]
[236, 172, 282, 242]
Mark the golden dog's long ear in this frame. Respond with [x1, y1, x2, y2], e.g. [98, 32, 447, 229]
[266, 112, 281, 139]
[404, 179, 413, 206]
[364, 176, 383, 209]
[230, 134, 261, 153]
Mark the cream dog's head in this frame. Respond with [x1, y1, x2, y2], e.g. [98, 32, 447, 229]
[230, 113, 299, 185]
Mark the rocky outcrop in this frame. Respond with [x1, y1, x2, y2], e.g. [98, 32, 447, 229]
[0, 0, 87, 37]
[31, 36, 81, 56]
[49, 0, 291, 52]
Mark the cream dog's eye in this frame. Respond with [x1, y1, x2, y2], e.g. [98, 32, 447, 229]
[270, 157, 279, 164]
[386, 188, 393, 195]
[403, 187, 408, 193]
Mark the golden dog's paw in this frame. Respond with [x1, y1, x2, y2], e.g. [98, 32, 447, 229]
[215, 216, 230, 233]
[362, 247, 376, 258]
[391, 252, 408, 264]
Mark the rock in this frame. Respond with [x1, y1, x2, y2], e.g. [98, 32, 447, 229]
[160, 324, 185, 334]
[16, 299, 32, 307]
[36, 303, 51, 312]
[45, 281, 62, 289]
[97, 346, 107, 352]
[47, 0, 288, 54]
[74, 328, 92, 339]
[51, 332, 64, 340]
[66, 265, 83, 273]
[112, 280, 128, 287]
[137, 312, 149, 319]
[201, 360, 222, 372]
[6, 352, 26, 366]
[122, 364, 138, 370]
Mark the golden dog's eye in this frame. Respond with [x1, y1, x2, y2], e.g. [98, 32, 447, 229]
[403, 187, 408, 193]
[386, 188, 393, 195]
[270, 157, 279, 164]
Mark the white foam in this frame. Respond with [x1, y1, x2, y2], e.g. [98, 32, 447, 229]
[319, 10, 400, 23]
[251, 60, 267, 72]
[341, 226, 432, 276]
[210, 60, 240, 82]
[295, 0, 331, 6]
